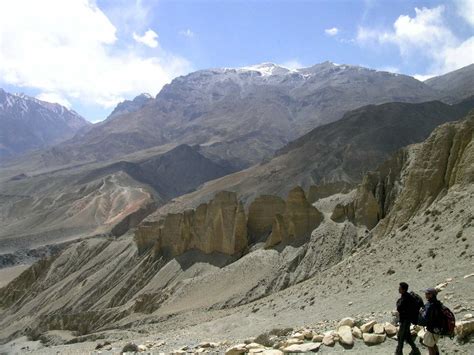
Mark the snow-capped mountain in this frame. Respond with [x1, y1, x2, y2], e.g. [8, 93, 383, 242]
[0, 89, 90, 160]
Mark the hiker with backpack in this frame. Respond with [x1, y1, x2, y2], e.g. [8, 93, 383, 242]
[419, 287, 456, 355]
[395, 282, 422, 355]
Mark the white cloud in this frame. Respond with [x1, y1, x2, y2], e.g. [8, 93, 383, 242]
[133, 29, 159, 48]
[325, 27, 339, 36]
[0, 0, 192, 109]
[179, 29, 195, 38]
[280, 59, 304, 70]
[357, 6, 474, 76]
[36, 92, 72, 108]
[455, 0, 474, 27]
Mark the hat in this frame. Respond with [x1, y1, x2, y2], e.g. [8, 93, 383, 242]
[424, 287, 438, 295]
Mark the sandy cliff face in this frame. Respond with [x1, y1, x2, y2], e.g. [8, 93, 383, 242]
[331, 112, 474, 234]
[135, 191, 248, 257]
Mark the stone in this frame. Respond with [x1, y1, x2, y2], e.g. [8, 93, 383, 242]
[352, 326, 362, 339]
[463, 313, 473, 320]
[362, 333, 386, 345]
[337, 325, 354, 346]
[312, 334, 324, 342]
[373, 323, 385, 334]
[282, 342, 321, 353]
[226, 344, 247, 355]
[137, 344, 147, 352]
[384, 323, 398, 336]
[464, 273, 474, 279]
[360, 320, 377, 333]
[290, 332, 305, 340]
[322, 334, 335, 346]
[104, 344, 112, 351]
[456, 319, 474, 340]
[302, 329, 313, 340]
[122, 343, 139, 353]
[262, 351, 283, 355]
[246, 343, 265, 350]
[435, 282, 448, 292]
[338, 317, 356, 328]
[283, 338, 303, 346]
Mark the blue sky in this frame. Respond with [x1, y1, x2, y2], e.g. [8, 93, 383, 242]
[0, 0, 473, 122]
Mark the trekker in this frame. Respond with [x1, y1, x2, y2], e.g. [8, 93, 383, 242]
[420, 288, 441, 355]
[395, 282, 421, 355]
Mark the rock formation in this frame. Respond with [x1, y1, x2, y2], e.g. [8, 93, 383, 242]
[265, 187, 323, 247]
[331, 111, 474, 233]
[247, 195, 286, 243]
[135, 191, 248, 257]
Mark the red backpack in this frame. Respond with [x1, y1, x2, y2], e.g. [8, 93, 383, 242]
[440, 304, 456, 337]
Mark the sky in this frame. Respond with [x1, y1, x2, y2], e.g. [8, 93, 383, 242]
[0, 0, 473, 122]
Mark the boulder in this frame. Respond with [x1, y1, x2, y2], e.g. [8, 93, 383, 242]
[282, 342, 321, 353]
[137, 344, 147, 352]
[352, 326, 362, 339]
[246, 343, 265, 350]
[337, 325, 354, 346]
[373, 323, 385, 334]
[456, 319, 474, 340]
[290, 332, 305, 340]
[122, 343, 139, 353]
[322, 334, 335, 346]
[362, 333, 386, 345]
[338, 317, 356, 328]
[226, 343, 247, 355]
[302, 329, 313, 340]
[312, 334, 324, 342]
[384, 323, 398, 336]
[283, 338, 303, 346]
[360, 320, 377, 333]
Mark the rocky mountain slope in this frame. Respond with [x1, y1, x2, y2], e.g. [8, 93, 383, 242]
[151, 97, 474, 215]
[0, 144, 232, 255]
[0, 112, 472, 352]
[0, 89, 90, 160]
[21, 62, 441, 170]
[106, 93, 153, 120]
[425, 64, 474, 102]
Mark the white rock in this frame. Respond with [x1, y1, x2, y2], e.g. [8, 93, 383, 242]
[137, 344, 147, 352]
[338, 325, 354, 346]
[312, 334, 324, 342]
[338, 317, 355, 328]
[302, 329, 313, 340]
[225, 344, 247, 355]
[360, 320, 377, 333]
[373, 323, 385, 334]
[290, 332, 305, 340]
[463, 313, 473, 320]
[283, 338, 303, 346]
[262, 351, 283, 355]
[362, 333, 386, 345]
[246, 343, 265, 350]
[435, 282, 448, 292]
[282, 342, 321, 353]
[352, 326, 362, 339]
[456, 319, 474, 339]
[463, 273, 474, 279]
[322, 334, 335, 346]
[384, 323, 398, 336]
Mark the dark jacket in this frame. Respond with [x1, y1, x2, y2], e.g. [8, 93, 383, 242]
[420, 298, 442, 333]
[397, 292, 415, 322]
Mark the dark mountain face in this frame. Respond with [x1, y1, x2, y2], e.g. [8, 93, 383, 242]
[106, 93, 153, 120]
[0, 89, 90, 160]
[156, 97, 474, 211]
[425, 64, 474, 102]
[32, 62, 440, 170]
